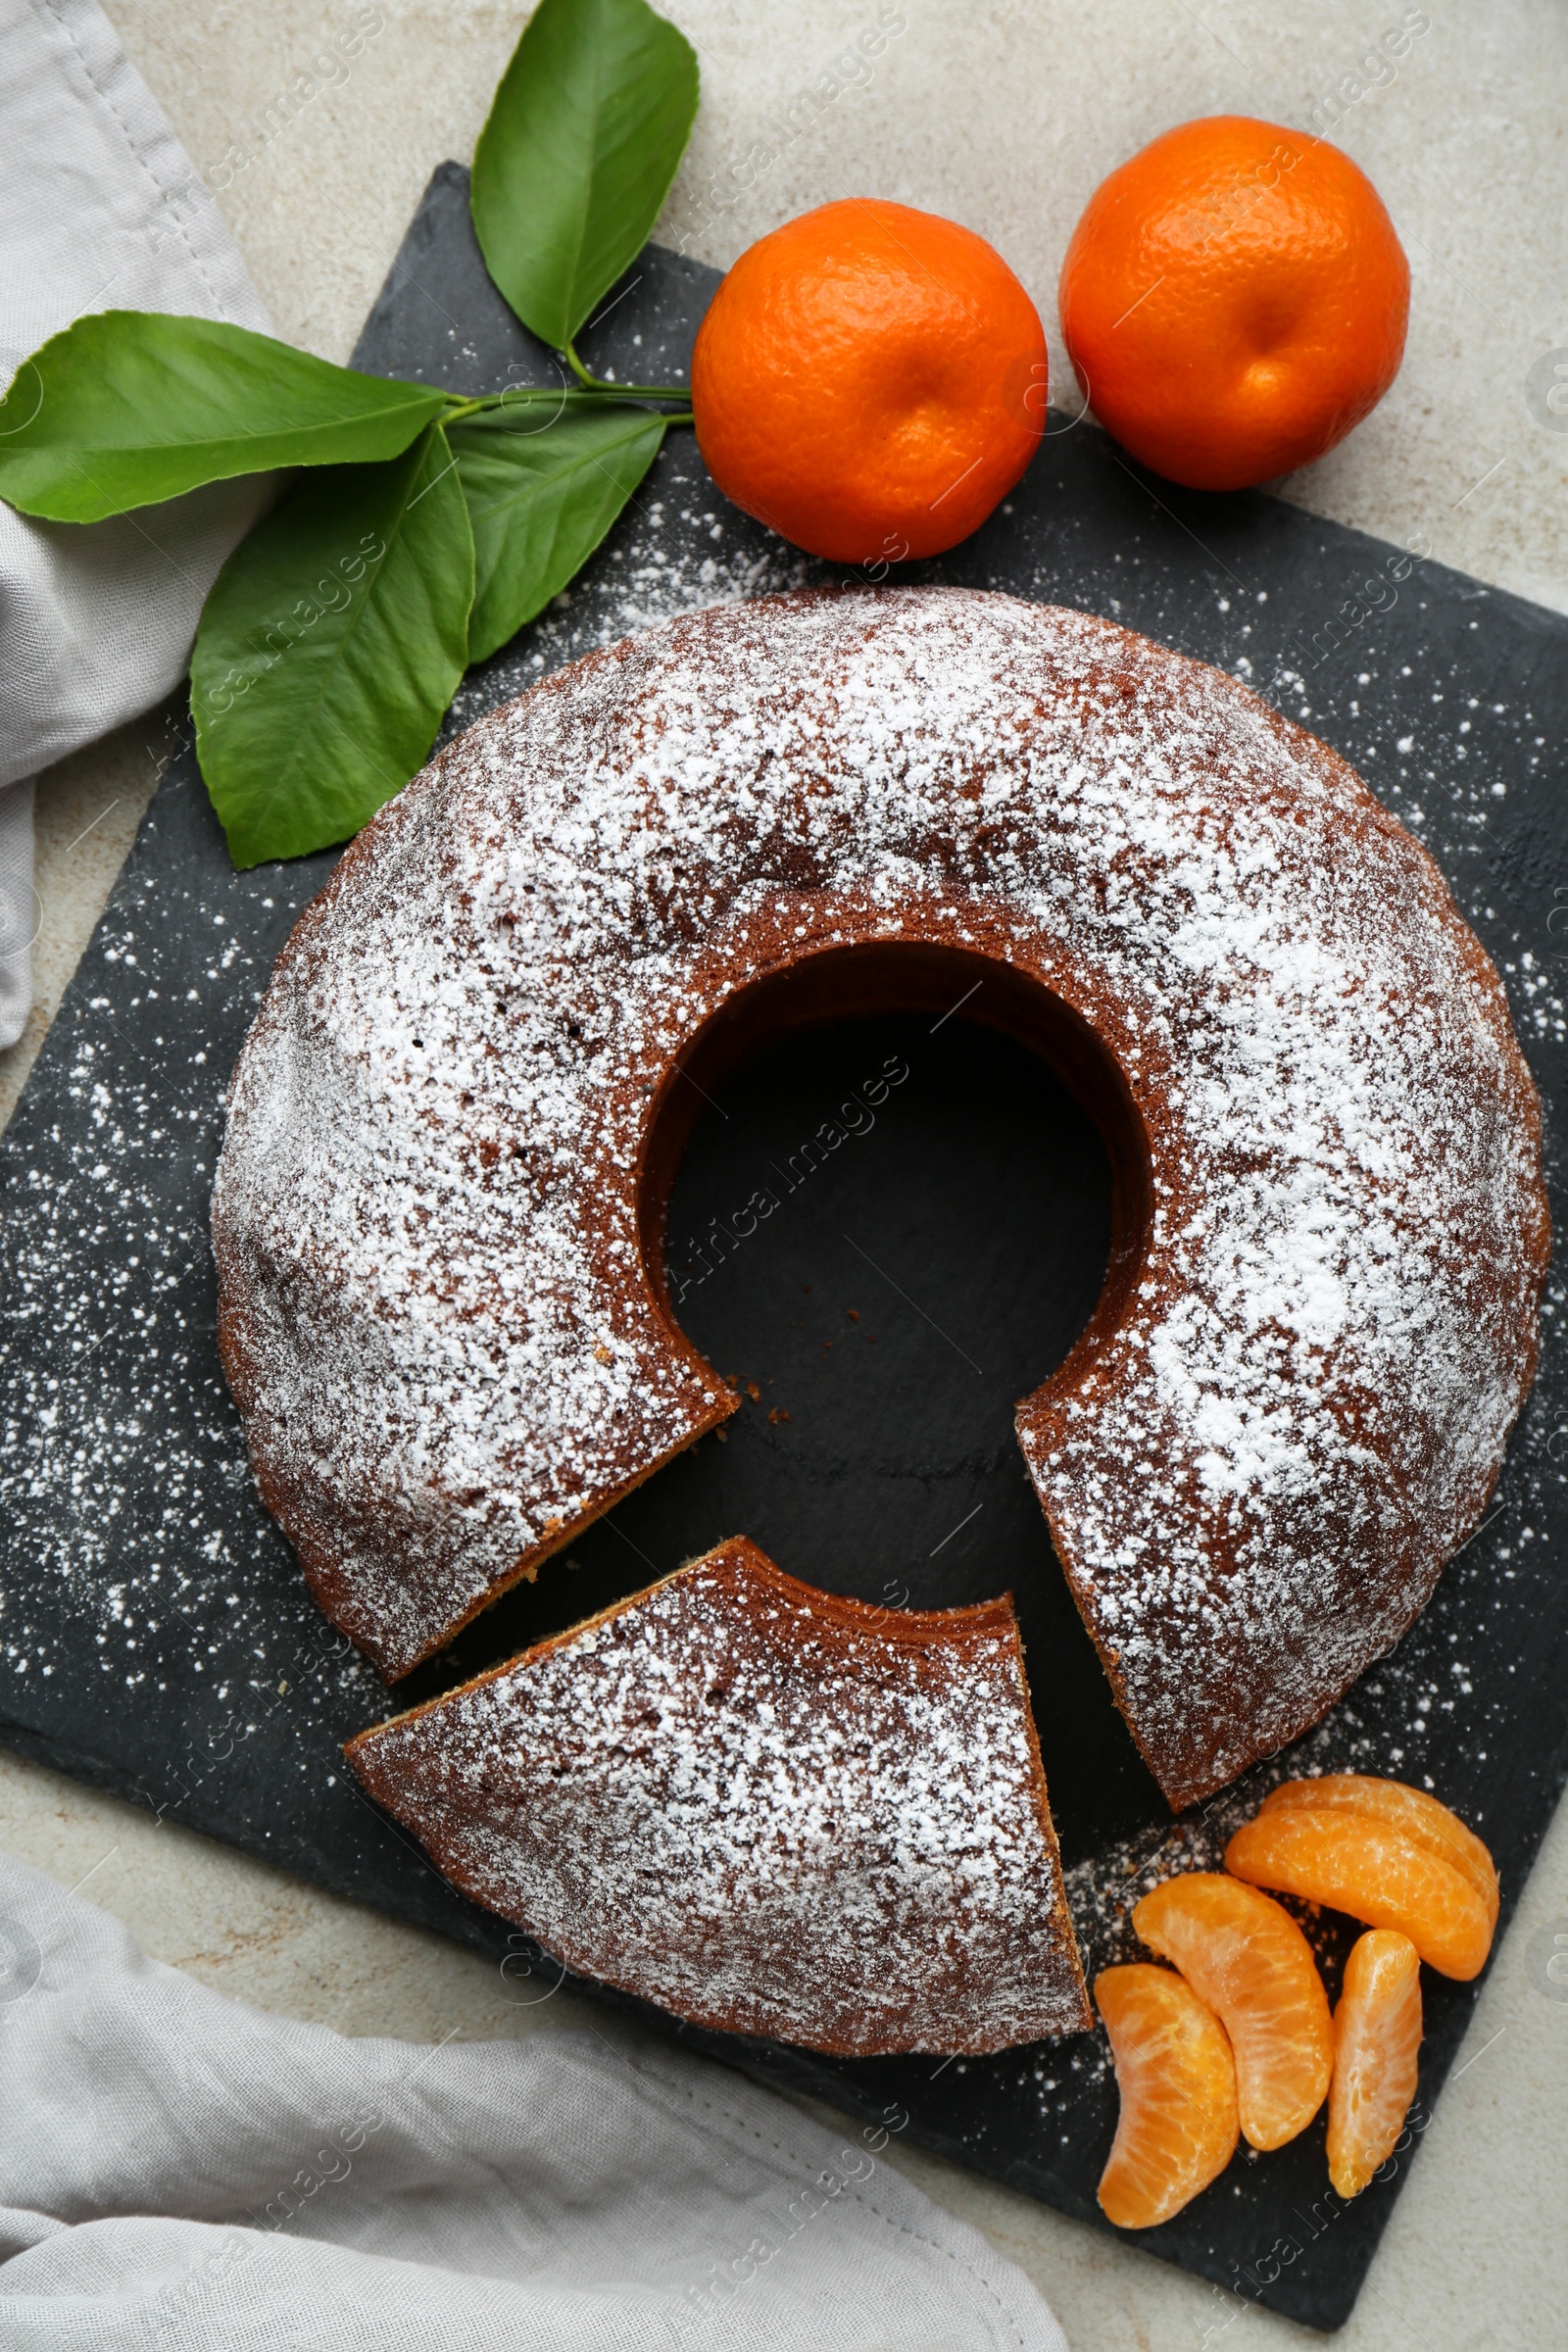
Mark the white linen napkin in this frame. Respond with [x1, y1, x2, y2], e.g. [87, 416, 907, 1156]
[0, 778, 35, 1049]
[0, 1854, 1069, 2349]
[0, 0, 274, 1048]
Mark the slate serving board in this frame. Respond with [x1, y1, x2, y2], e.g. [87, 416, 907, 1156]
[3, 163, 1566, 2330]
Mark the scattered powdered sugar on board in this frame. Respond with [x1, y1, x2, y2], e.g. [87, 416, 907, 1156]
[215, 588, 1546, 1818]
[347, 1538, 1090, 2054]
[0, 497, 818, 1851]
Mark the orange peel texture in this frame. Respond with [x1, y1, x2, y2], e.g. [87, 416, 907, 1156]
[691, 198, 1047, 564]
[1058, 114, 1409, 490]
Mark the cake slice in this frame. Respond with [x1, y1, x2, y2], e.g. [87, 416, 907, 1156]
[346, 1537, 1090, 2055]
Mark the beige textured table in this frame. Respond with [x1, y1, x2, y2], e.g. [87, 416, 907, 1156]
[4, 4, 1567, 2343]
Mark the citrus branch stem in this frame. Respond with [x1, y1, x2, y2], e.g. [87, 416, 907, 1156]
[564, 339, 690, 400]
[449, 386, 694, 423]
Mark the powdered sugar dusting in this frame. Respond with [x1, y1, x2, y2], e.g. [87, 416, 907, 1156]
[348, 1538, 1089, 2053]
[214, 588, 1546, 1799]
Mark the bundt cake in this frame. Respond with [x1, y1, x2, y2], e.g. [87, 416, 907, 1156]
[214, 587, 1548, 1807]
[346, 1537, 1091, 2053]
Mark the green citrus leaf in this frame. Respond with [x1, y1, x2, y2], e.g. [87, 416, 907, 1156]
[471, 0, 699, 350]
[452, 398, 665, 660]
[0, 312, 450, 521]
[192, 422, 474, 867]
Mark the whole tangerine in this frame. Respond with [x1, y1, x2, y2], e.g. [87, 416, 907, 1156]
[691, 198, 1048, 564]
[1058, 116, 1409, 491]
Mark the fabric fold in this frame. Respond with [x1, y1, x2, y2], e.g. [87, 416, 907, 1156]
[0, 776, 36, 1048]
[0, 1853, 1068, 2349]
[0, 0, 276, 1033]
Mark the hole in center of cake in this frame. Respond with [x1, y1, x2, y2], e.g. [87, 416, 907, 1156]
[656, 993, 1159, 1852]
[411, 947, 1168, 1852]
[663, 1004, 1111, 1573]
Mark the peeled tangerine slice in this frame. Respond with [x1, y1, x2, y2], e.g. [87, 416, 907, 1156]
[1256, 1776, 1499, 1929]
[1226, 1777, 1496, 1981]
[1329, 1929, 1424, 2198]
[346, 1537, 1092, 2056]
[1096, 1964, 1240, 2229]
[1133, 1874, 1332, 2150]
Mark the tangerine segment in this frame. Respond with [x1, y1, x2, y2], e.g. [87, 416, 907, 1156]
[1095, 1963, 1240, 2229]
[1225, 1808, 1494, 1981]
[1260, 1777, 1498, 1928]
[1132, 1874, 1332, 2150]
[1328, 1929, 1423, 2199]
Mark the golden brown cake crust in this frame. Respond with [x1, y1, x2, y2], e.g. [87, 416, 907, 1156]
[346, 1537, 1092, 2054]
[214, 587, 1548, 1804]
